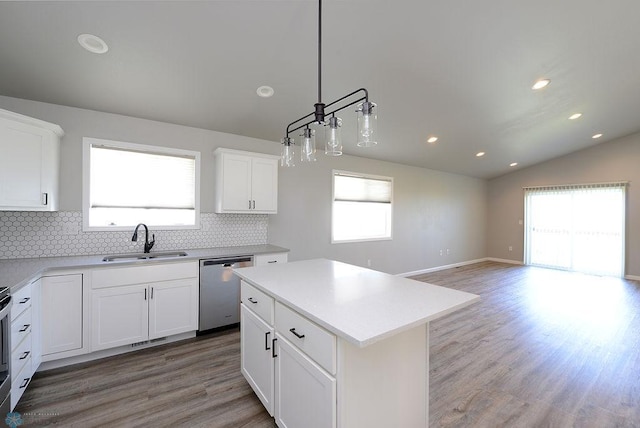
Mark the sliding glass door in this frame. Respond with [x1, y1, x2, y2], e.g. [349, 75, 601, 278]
[524, 183, 626, 277]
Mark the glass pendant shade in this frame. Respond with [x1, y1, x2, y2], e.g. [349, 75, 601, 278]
[356, 101, 377, 147]
[324, 116, 343, 156]
[280, 137, 295, 167]
[300, 128, 317, 162]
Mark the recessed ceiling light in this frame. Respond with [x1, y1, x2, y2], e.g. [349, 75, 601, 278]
[427, 136, 438, 143]
[532, 79, 550, 90]
[510, 162, 518, 167]
[256, 86, 275, 98]
[476, 152, 485, 157]
[568, 113, 582, 120]
[592, 133, 603, 139]
[77, 33, 108, 54]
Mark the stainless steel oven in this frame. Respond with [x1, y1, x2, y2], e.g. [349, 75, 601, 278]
[0, 287, 11, 416]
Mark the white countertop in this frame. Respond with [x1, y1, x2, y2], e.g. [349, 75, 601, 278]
[0, 244, 288, 292]
[234, 258, 479, 347]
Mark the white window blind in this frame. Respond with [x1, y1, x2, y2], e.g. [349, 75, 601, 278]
[524, 182, 627, 277]
[334, 174, 392, 203]
[90, 146, 196, 209]
[84, 138, 200, 229]
[332, 171, 393, 243]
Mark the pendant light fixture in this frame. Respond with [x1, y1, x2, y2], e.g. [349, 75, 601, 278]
[281, 0, 378, 166]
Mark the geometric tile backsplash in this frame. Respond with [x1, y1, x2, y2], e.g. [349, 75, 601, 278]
[0, 211, 268, 260]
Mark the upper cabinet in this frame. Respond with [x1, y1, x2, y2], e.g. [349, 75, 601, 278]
[214, 148, 279, 214]
[0, 108, 63, 211]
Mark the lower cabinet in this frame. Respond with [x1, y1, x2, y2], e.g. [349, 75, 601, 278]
[41, 274, 83, 356]
[240, 305, 275, 415]
[240, 281, 336, 427]
[90, 262, 199, 352]
[275, 335, 336, 428]
[10, 279, 40, 410]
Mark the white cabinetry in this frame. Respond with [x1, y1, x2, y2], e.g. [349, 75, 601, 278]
[214, 148, 278, 214]
[90, 261, 198, 352]
[10, 280, 40, 410]
[240, 281, 336, 427]
[41, 274, 84, 357]
[0, 108, 63, 211]
[240, 304, 275, 415]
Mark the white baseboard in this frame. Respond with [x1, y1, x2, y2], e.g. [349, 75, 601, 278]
[486, 257, 523, 265]
[625, 274, 640, 281]
[397, 258, 489, 277]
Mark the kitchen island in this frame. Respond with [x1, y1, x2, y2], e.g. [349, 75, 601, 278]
[234, 258, 479, 428]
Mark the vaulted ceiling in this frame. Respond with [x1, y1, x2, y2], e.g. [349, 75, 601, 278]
[1, 1, 639, 178]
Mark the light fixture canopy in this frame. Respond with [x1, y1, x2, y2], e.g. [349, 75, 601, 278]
[280, 0, 378, 166]
[569, 113, 582, 120]
[476, 152, 485, 157]
[592, 133, 603, 139]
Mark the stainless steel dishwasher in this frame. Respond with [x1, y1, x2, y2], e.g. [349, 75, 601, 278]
[198, 256, 253, 332]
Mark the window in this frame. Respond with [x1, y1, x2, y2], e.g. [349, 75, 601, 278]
[83, 137, 200, 230]
[524, 182, 626, 277]
[332, 170, 393, 243]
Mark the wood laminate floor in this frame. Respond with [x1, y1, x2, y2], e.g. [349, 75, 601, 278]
[15, 261, 640, 427]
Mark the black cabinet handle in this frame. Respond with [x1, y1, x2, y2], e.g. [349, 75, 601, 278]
[19, 297, 30, 304]
[289, 328, 305, 339]
[272, 338, 278, 358]
[248, 297, 258, 304]
[265, 332, 271, 350]
[20, 351, 30, 360]
[19, 324, 30, 332]
[20, 378, 30, 389]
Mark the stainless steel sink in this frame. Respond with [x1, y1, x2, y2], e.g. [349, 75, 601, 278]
[102, 251, 188, 262]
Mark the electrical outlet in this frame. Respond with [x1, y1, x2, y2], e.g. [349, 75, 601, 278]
[446, 249, 450, 255]
[509, 246, 513, 251]
[367, 259, 371, 267]
[62, 223, 79, 235]
[439, 249, 443, 256]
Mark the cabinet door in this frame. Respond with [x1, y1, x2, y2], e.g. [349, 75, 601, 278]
[149, 278, 198, 339]
[42, 274, 83, 355]
[275, 335, 336, 428]
[220, 153, 252, 212]
[0, 118, 51, 209]
[241, 304, 275, 416]
[91, 284, 148, 351]
[251, 157, 278, 213]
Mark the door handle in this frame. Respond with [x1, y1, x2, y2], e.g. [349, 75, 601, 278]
[265, 331, 271, 350]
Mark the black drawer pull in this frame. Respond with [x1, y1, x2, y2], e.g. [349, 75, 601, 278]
[265, 332, 271, 350]
[20, 351, 30, 360]
[19, 378, 30, 389]
[272, 338, 278, 358]
[248, 297, 258, 304]
[19, 297, 30, 304]
[289, 328, 305, 339]
[267, 260, 278, 263]
[19, 324, 31, 332]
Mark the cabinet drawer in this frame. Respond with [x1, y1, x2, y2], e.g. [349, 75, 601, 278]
[11, 356, 32, 410]
[275, 302, 336, 375]
[11, 306, 32, 352]
[254, 253, 288, 266]
[12, 333, 32, 379]
[11, 284, 32, 321]
[92, 261, 198, 289]
[241, 281, 274, 324]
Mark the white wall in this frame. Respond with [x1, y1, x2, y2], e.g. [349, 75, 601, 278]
[487, 131, 640, 277]
[269, 154, 487, 274]
[0, 96, 488, 274]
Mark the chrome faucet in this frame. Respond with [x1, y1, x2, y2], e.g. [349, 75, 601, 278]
[132, 223, 155, 253]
